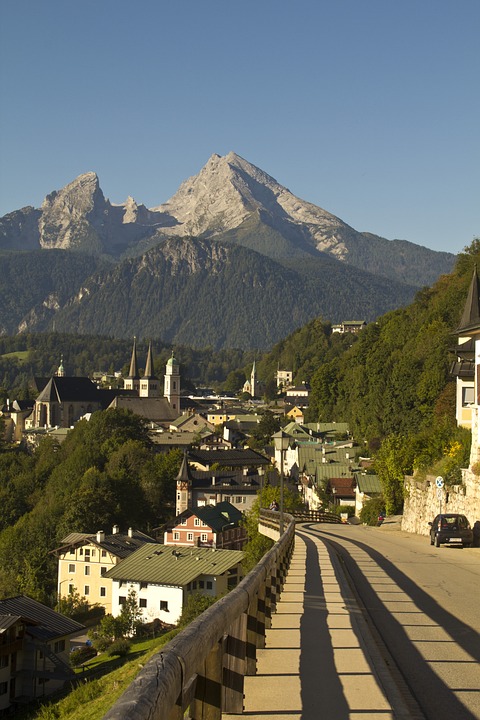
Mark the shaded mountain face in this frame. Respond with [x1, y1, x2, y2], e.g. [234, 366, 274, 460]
[0, 153, 457, 349]
[1, 237, 415, 350]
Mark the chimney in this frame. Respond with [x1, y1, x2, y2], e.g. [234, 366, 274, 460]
[128, 527, 133, 538]
[96, 530, 105, 543]
[112, 524, 119, 534]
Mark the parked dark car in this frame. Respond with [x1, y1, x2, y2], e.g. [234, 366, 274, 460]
[429, 513, 473, 548]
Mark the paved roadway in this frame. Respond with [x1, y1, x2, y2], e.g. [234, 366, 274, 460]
[307, 520, 480, 720]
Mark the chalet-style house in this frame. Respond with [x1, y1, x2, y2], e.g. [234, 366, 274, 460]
[52, 525, 158, 615]
[103, 544, 244, 626]
[0, 596, 85, 714]
[162, 501, 245, 549]
[331, 320, 367, 334]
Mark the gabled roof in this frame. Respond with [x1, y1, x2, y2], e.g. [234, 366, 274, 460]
[103, 544, 244, 586]
[354, 473, 382, 494]
[457, 266, 480, 334]
[35, 376, 103, 404]
[193, 501, 243, 531]
[53, 529, 157, 559]
[328, 477, 355, 497]
[188, 448, 269, 468]
[0, 596, 84, 639]
[108, 396, 178, 421]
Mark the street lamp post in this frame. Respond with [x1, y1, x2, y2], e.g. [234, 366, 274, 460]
[272, 430, 290, 535]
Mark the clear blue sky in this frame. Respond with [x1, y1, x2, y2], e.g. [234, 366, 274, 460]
[1, 0, 478, 255]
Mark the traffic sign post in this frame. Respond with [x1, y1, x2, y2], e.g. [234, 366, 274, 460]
[435, 476, 444, 514]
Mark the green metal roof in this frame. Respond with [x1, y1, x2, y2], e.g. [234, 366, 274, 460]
[103, 544, 244, 587]
[355, 474, 382, 494]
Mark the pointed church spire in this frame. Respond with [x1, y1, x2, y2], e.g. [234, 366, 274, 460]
[144, 341, 155, 379]
[128, 337, 140, 379]
[457, 265, 480, 334]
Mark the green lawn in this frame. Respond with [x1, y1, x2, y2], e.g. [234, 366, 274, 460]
[22, 629, 180, 719]
[1, 350, 30, 362]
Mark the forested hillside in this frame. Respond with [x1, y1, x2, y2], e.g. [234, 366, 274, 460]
[259, 241, 479, 511]
[0, 410, 182, 603]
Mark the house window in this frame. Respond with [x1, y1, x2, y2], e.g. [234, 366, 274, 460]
[160, 601, 169, 611]
[0, 656, 8, 668]
[119, 596, 126, 605]
[79, 549, 83, 555]
[199, 580, 204, 589]
[139, 598, 147, 608]
[69, 549, 75, 555]
[84, 586, 90, 596]
[140, 582, 148, 590]
[100, 567, 107, 576]
[194, 518, 201, 526]
[85, 566, 90, 576]
[181, 518, 187, 525]
[463, 386, 475, 405]
[91, 549, 96, 557]
[207, 581, 212, 590]
[0, 681, 8, 695]
[100, 587, 106, 597]
[187, 532, 193, 541]
[84, 549, 91, 557]
[192, 581, 197, 590]
[54, 640, 65, 653]
[102, 550, 107, 557]
[68, 564, 75, 573]
[173, 532, 180, 541]
[68, 584, 74, 594]
[201, 533, 208, 542]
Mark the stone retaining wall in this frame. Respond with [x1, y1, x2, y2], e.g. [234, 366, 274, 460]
[401, 470, 480, 539]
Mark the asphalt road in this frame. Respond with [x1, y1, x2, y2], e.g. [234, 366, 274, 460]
[300, 521, 480, 720]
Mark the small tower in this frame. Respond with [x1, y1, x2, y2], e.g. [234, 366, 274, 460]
[56, 355, 65, 377]
[164, 351, 180, 412]
[124, 337, 140, 392]
[175, 451, 193, 514]
[250, 360, 257, 398]
[140, 341, 160, 397]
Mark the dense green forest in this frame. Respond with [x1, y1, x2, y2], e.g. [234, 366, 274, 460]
[0, 333, 255, 403]
[0, 409, 182, 603]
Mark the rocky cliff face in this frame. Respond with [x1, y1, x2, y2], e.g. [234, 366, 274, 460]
[0, 152, 455, 286]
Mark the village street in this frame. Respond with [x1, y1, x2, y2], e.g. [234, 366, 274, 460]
[303, 521, 480, 720]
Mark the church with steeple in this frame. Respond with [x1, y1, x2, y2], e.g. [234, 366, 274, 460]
[24, 339, 181, 432]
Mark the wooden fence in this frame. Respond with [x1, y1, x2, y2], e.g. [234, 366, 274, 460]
[103, 512, 295, 719]
[291, 509, 343, 523]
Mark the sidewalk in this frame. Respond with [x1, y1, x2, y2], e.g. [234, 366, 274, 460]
[230, 528, 406, 719]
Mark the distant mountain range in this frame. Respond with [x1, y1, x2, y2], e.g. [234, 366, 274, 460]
[0, 152, 456, 349]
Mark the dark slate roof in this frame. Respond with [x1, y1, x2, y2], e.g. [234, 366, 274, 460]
[103, 544, 244, 586]
[191, 471, 261, 491]
[457, 266, 480, 334]
[194, 501, 243, 531]
[0, 596, 84, 639]
[35, 377, 103, 404]
[54, 529, 157, 560]
[108, 396, 178, 421]
[188, 448, 269, 467]
[0, 615, 22, 633]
